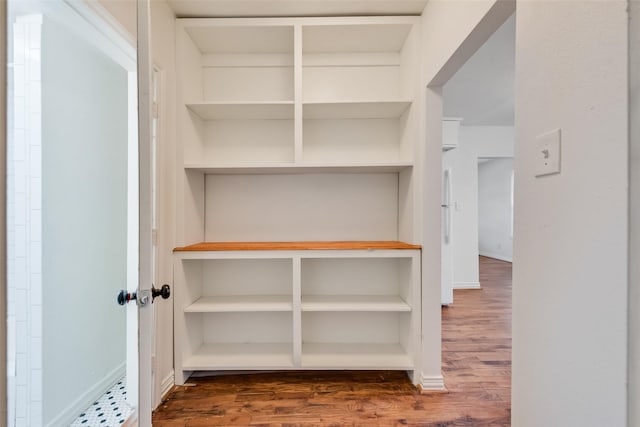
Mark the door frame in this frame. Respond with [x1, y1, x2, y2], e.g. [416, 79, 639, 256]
[420, 0, 515, 391]
[1, 0, 7, 423]
[136, 0, 154, 425]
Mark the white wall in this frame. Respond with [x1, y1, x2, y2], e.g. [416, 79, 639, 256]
[629, 2, 640, 426]
[478, 158, 513, 262]
[41, 16, 128, 424]
[443, 126, 513, 288]
[420, 0, 514, 389]
[512, 2, 628, 426]
[465, 126, 514, 158]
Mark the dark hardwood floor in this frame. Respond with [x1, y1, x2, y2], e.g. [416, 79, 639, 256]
[153, 256, 512, 426]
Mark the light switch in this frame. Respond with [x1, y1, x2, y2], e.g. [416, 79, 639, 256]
[534, 129, 561, 177]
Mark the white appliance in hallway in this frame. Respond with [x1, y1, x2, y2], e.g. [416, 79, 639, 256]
[441, 167, 454, 305]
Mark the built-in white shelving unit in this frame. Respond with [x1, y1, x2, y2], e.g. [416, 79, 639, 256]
[174, 16, 424, 385]
[174, 248, 421, 382]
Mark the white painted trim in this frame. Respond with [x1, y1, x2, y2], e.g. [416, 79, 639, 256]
[477, 154, 514, 160]
[453, 281, 481, 290]
[75, 0, 135, 48]
[160, 371, 175, 402]
[419, 374, 446, 391]
[126, 69, 140, 409]
[0, 1, 7, 422]
[20, 0, 137, 71]
[45, 362, 126, 427]
[479, 251, 513, 263]
[137, 1, 155, 425]
[177, 15, 421, 29]
[65, 0, 136, 69]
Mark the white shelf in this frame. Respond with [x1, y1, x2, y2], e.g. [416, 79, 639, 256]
[188, 101, 410, 120]
[186, 101, 294, 120]
[184, 24, 294, 54]
[303, 101, 411, 119]
[301, 295, 410, 312]
[303, 24, 412, 54]
[183, 343, 294, 370]
[185, 295, 293, 312]
[184, 162, 413, 174]
[301, 343, 412, 369]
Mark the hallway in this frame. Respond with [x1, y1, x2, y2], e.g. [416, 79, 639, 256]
[153, 256, 511, 426]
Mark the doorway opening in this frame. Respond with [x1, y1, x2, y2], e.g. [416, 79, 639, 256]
[439, 13, 515, 302]
[5, 1, 138, 425]
[435, 8, 515, 412]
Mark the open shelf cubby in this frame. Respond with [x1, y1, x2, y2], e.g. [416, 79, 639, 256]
[179, 22, 295, 166]
[301, 311, 413, 369]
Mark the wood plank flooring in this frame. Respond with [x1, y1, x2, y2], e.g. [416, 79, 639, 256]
[153, 256, 512, 426]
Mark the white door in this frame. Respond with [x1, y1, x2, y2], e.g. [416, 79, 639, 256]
[5, 1, 155, 426]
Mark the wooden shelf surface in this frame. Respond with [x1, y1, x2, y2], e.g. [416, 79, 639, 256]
[174, 241, 421, 252]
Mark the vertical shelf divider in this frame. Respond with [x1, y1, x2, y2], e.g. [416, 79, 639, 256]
[293, 24, 303, 164]
[292, 255, 302, 366]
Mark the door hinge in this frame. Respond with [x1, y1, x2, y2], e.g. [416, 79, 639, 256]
[152, 102, 159, 119]
[152, 228, 158, 246]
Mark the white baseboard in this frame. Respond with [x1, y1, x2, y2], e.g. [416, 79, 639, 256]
[160, 370, 175, 401]
[46, 361, 125, 427]
[453, 281, 481, 289]
[479, 251, 513, 263]
[419, 374, 446, 392]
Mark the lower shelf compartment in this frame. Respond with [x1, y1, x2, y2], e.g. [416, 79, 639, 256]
[301, 343, 412, 369]
[183, 343, 294, 370]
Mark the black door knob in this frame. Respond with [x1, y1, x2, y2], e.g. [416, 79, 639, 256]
[152, 284, 170, 302]
[117, 290, 137, 305]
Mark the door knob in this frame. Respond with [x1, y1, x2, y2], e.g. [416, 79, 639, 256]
[117, 290, 137, 305]
[118, 285, 170, 306]
[152, 284, 170, 302]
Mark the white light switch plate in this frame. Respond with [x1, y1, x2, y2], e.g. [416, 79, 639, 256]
[535, 129, 561, 177]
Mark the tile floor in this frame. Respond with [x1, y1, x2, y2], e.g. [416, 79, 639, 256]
[70, 378, 133, 426]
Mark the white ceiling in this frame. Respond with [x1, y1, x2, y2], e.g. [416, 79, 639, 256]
[168, 0, 428, 18]
[444, 14, 515, 126]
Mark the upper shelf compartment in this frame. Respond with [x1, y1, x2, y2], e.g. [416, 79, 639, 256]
[302, 24, 413, 54]
[180, 22, 294, 103]
[301, 23, 417, 103]
[184, 24, 293, 54]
